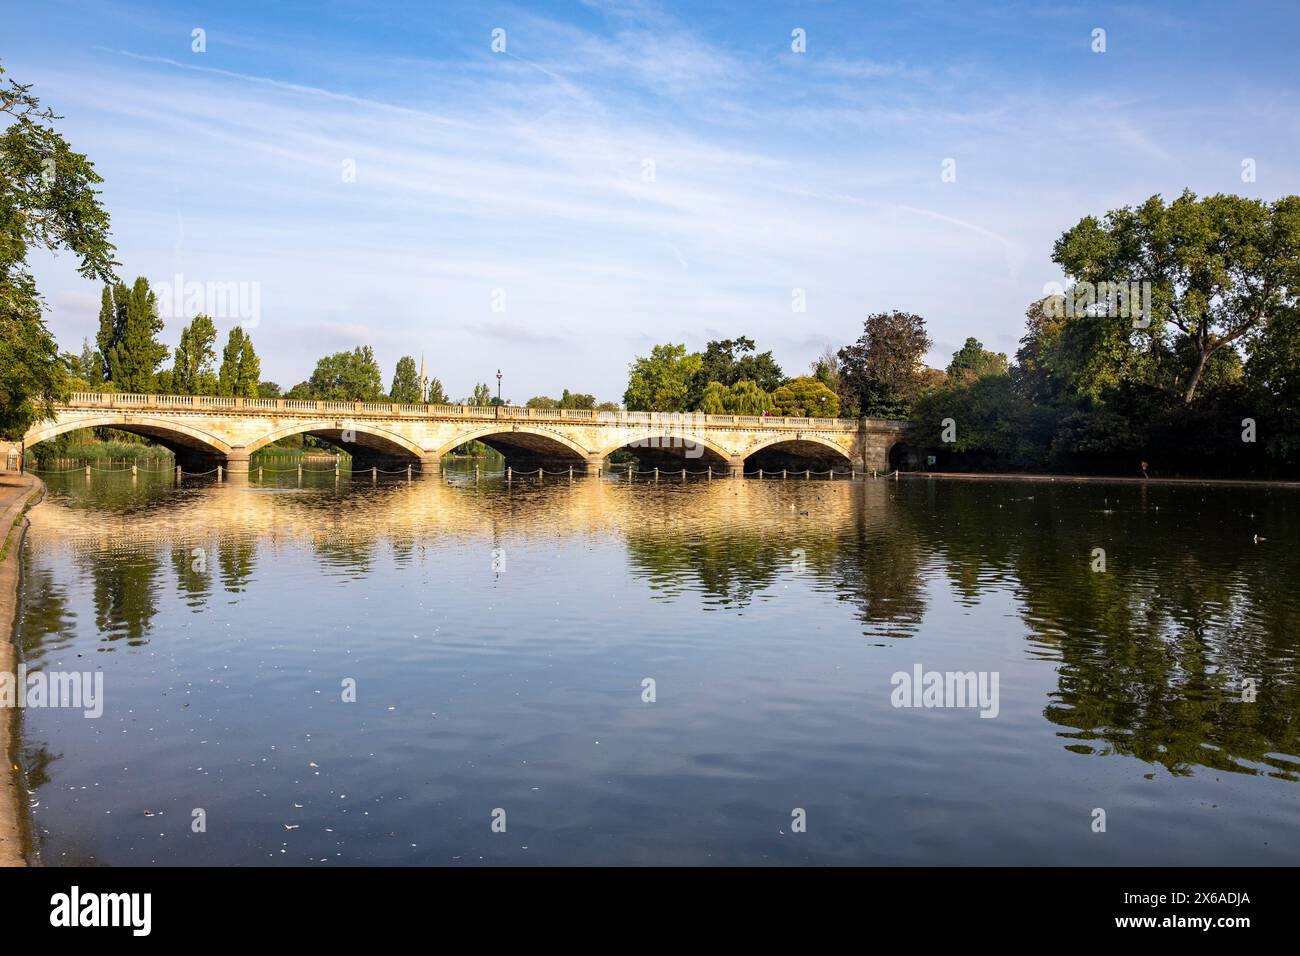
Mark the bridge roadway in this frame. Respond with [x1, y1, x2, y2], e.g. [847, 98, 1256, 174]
[11, 392, 910, 476]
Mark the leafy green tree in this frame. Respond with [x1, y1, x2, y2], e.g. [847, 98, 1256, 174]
[171, 314, 218, 395]
[624, 343, 702, 411]
[217, 326, 260, 397]
[465, 382, 493, 406]
[911, 374, 1046, 470]
[772, 376, 840, 417]
[73, 338, 98, 382]
[528, 389, 597, 410]
[298, 345, 382, 400]
[946, 337, 1009, 384]
[699, 381, 730, 414]
[1246, 306, 1300, 463]
[727, 380, 771, 415]
[0, 63, 117, 437]
[425, 377, 448, 404]
[257, 381, 282, 398]
[94, 283, 120, 383]
[1053, 190, 1300, 403]
[389, 355, 421, 402]
[837, 311, 932, 418]
[688, 337, 784, 406]
[101, 277, 167, 392]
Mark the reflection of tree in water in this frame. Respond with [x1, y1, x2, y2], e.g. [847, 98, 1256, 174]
[79, 548, 160, 647]
[624, 529, 786, 608]
[19, 739, 60, 793]
[217, 535, 257, 593]
[14, 565, 75, 664]
[623, 492, 927, 637]
[311, 529, 376, 576]
[825, 503, 927, 639]
[170, 544, 212, 610]
[990, 484, 1300, 781]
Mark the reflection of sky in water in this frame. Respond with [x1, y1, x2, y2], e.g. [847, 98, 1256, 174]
[16, 472, 1300, 865]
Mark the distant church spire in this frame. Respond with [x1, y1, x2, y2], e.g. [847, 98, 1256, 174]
[419, 353, 427, 402]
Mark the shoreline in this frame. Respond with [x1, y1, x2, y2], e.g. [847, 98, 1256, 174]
[0, 471, 44, 867]
[896, 470, 1300, 490]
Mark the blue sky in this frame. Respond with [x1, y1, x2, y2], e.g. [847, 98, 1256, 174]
[10, 0, 1300, 401]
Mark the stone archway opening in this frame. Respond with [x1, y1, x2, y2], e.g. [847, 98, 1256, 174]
[25, 418, 229, 471]
[247, 422, 428, 473]
[443, 430, 588, 472]
[744, 438, 852, 475]
[604, 433, 731, 473]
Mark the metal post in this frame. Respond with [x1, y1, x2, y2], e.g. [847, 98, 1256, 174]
[507, 466, 512, 482]
[217, 464, 223, 481]
[568, 465, 573, 479]
[259, 466, 263, 481]
[653, 466, 658, 481]
[297, 463, 303, 482]
[85, 465, 91, 477]
[176, 465, 182, 481]
[805, 469, 810, 480]
[407, 464, 412, 480]
[758, 468, 763, 479]
[371, 466, 377, 482]
[131, 463, 137, 476]
[782, 469, 786, 479]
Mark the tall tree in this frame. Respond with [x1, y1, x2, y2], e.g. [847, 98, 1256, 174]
[1054, 190, 1300, 403]
[688, 337, 785, 406]
[93, 284, 120, 382]
[389, 355, 421, 403]
[104, 277, 167, 392]
[217, 326, 260, 397]
[465, 382, 493, 406]
[425, 377, 448, 404]
[624, 343, 702, 411]
[295, 346, 382, 400]
[172, 314, 218, 395]
[946, 337, 1009, 384]
[837, 311, 933, 418]
[1, 63, 117, 436]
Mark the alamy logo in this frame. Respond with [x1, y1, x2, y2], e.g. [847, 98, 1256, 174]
[0, 666, 103, 718]
[155, 272, 262, 329]
[890, 663, 1000, 718]
[50, 886, 151, 936]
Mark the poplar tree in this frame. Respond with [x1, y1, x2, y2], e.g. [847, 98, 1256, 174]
[172, 314, 218, 394]
[390, 355, 421, 402]
[217, 326, 260, 397]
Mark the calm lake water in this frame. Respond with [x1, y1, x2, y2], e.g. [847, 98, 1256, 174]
[14, 468, 1300, 865]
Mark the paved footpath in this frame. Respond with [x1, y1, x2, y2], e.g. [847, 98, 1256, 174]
[0, 471, 43, 867]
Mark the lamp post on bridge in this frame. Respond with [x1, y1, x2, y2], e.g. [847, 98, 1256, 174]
[495, 369, 502, 419]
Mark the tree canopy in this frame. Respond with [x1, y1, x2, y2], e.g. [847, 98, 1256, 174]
[0, 63, 118, 437]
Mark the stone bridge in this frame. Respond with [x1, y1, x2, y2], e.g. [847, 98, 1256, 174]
[13, 392, 910, 476]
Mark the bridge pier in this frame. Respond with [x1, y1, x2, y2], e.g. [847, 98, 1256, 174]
[420, 456, 441, 473]
[729, 455, 745, 478]
[584, 456, 605, 476]
[224, 452, 251, 477]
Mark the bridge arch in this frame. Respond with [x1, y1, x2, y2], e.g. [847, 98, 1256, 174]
[245, 421, 427, 460]
[434, 424, 592, 463]
[595, 431, 732, 464]
[24, 414, 233, 459]
[741, 433, 854, 469]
